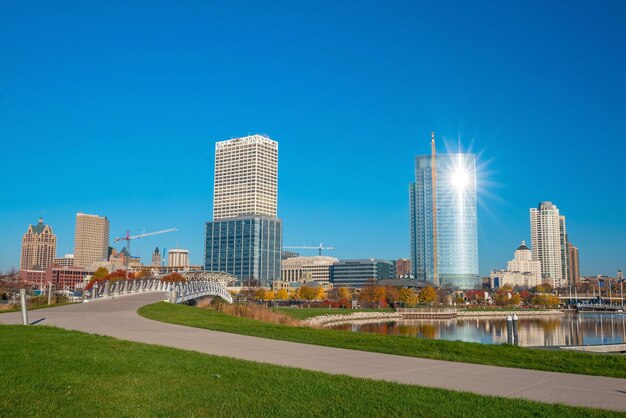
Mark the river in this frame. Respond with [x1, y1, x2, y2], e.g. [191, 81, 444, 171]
[328, 313, 626, 347]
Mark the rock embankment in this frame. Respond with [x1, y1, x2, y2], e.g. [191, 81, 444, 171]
[457, 310, 563, 318]
[302, 312, 402, 327]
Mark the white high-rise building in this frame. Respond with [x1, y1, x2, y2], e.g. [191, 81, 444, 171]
[213, 135, 278, 220]
[530, 202, 568, 288]
[490, 241, 542, 288]
[74, 213, 110, 268]
[168, 249, 189, 268]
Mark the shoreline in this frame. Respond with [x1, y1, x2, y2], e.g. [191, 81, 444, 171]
[304, 309, 566, 327]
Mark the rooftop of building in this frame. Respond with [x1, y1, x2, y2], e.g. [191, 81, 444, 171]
[377, 279, 436, 289]
[30, 218, 48, 234]
[334, 259, 393, 264]
[215, 134, 277, 149]
[282, 256, 339, 264]
[516, 241, 530, 251]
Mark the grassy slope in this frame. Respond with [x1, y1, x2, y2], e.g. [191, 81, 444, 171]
[139, 302, 626, 379]
[0, 302, 76, 314]
[273, 307, 392, 320]
[0, 325, 618, 417]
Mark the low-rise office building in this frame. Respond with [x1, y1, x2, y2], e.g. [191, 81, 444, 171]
[331, 259, 395, 289]
[281, 256, 337, 288]
[19, 264, 94, 290]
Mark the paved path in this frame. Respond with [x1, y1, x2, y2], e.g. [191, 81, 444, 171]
[1, 294, 625, 412]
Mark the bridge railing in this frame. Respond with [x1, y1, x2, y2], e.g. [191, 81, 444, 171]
[85, 271, 236, 304]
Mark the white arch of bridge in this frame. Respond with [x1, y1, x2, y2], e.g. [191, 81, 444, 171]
[87, 271, 237, 304]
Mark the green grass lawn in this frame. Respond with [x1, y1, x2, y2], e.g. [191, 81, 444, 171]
[273, 307, 392, 320]
[0, 325, 618, 417]
[139, 302, 626, 379]
[0, 301, 76, 314]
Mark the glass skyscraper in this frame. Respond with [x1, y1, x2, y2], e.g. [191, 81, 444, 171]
[205, 215, 282, 287]
[410, 150, 480, 289]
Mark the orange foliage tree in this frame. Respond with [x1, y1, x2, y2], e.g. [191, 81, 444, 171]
[162, 273, 186, 283]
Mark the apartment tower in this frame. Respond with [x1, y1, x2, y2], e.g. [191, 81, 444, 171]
[205, 135, 282, 286]
[74, 213, 110, 268]
[20, 218, 57, 271]
[530, 202, 568, 288]
[567, 242, 580, 286]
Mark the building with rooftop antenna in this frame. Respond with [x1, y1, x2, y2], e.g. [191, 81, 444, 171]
[205, 134, 282, 286]
[410, 133, 480, 289]
[20, 218, 56, 271]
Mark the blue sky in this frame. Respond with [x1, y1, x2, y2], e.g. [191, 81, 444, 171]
[1, 1, 624, 276]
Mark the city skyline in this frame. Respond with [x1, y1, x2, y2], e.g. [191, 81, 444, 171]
[1, 2, 625, 276]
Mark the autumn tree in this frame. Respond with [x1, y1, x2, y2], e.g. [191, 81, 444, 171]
[399, 287, 419, 306]
[254, 288, 267, 300]
[337, 287, 351, 300]
[106, 269, 128, 282]
[385, 286, 400, 305]
[298, 285, 323, 301]
[134, 269, 150, 279]
[162, 272, 185, 283]
[275, 288, 289, 300]
[508, 293, 522, 305]
[531, 294, 559, 307]
[419, 286, 437, 304]
[494, 290, 511, 306]
[519, 289, 532, 303]
[534, 283, 553, 294]
[93, 267, 109, 280]
[359, 284, 387, 308]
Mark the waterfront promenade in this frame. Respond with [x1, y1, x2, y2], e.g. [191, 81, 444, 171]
[1, 294, 625, 412]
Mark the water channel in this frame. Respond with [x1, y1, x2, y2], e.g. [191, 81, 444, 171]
[328, 313, 626, 347]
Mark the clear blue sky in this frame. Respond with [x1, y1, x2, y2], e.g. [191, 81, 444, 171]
[1, 1, 624, 276]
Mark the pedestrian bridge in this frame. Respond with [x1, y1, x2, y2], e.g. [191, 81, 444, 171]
[86, 271, 236, 304]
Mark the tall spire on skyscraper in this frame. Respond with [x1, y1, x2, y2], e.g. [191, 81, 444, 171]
[431, 131, 439, 286]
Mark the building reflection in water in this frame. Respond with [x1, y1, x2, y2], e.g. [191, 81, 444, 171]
[330, 314, 626, 347]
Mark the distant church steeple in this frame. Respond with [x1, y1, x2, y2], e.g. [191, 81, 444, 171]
[151, 246, 161, 267]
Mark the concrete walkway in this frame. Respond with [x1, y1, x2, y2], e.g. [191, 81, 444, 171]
[1, 293, 625, 412]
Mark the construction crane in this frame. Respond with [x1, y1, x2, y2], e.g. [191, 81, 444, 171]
[114, 228, 177, 266]
[283, 243, 335, 256]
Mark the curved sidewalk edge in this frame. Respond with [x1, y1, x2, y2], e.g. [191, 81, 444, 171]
[1, 294, 625, 412]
